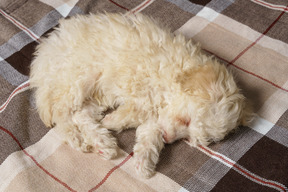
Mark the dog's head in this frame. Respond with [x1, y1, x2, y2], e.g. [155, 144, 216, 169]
[158, 61, 254, 146]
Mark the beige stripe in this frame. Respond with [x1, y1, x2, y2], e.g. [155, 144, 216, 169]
[177, 10, 288, 58]
[230, 66, 276, 112]
[191, 21, 255, 62]
[258, 80, 288, 123]
[234, 43, 288, 88]
[109, 151, 182, 192]
[214, 13, 288, 58]
[5, 144, 181, 192]
[176, 16, 210, 38]
[0, 130, 62, 192]
[4, 168, 69, 192]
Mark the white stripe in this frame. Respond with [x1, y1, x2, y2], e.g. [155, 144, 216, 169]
[0, 130, 62, 191]
[176, 9, 288, 58]
[235, 163, 288, 192]
[0, 9, 40, 42]
[251, 0, 288, 12]
[178, 187, 190, 192]
[197, 146, 235, 168]
[0, 56, 3, 62]
[197, 7, 219, 22]
[250, 116, 274, 135]
[127, 0, 155, 14]
[175, 7, 219, 39]
[56, 3, 74, 17]
[197, 146, 287, 192]
[0, 80, 30, 113]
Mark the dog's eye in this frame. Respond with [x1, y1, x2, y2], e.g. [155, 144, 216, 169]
[175, 116, 191, 127]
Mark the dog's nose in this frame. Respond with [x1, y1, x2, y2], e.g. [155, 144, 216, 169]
[162, 130, 174, 143]
[162, 130, 168, 143]
[163, 134, 168, 143]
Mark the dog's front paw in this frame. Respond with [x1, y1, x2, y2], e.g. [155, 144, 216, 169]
[94, 134, 118, 160]
[101, 114, 115, 129]
[133, 144, 159, 178]
[97, 145, 118, 160]
[134, 154, 156, 178]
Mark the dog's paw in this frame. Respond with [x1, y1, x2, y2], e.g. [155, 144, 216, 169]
[80, 142, 93, 153]
[101, 114, 117, 129]
[94, 134, 118, 160]
[134, 155, 156, 178]
[97, 145, 118, 160]
[133, 145, 159, 178]
[64, 132, 94, 153]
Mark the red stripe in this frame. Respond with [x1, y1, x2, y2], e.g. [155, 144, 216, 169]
[0, 126, 77, 192]
[199, 146, 287, 192]
[233, 163, 287, 192]
[254, 0, 288, 11]
[0, 9, 40, 42]
[199, 145, 235, 166]
[0, 82, 30, 112]
[229, 63, 288, 92]
[203, 49, 288, 93]
[108, 0, 130, 11]
[132, 0, 152, 13]
[228, 4, 288, 65]
[203, 4, 288, 93]
[88, 152, 134, 192]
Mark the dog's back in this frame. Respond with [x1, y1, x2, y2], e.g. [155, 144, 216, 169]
[29, 13, 195, 126]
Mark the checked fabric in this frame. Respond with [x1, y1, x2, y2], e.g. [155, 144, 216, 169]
[0, 0, 287, 191]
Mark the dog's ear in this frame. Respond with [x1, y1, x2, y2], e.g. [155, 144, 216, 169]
[175, 116, 191, 127]
[239, 100, 255, 126]
[178, 62, 217, 99]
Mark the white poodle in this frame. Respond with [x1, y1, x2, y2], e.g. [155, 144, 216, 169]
[29, 13, 253, 178]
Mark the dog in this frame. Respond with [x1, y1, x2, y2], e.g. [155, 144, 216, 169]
[29, 13, 253, 178]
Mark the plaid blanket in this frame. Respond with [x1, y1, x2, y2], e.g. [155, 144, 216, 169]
[1, 0, 288, 191]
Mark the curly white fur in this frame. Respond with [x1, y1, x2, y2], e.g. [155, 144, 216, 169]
[29, 13, 253, 178]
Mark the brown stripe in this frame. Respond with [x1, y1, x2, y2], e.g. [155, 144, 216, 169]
[228, 3, 288, 65]
[142, 0, 194, 32]
[157, 141, 211, 185]
[0, 0, 27, 13]
[5, 41, 37, 75]
[0, 87, 48, 164]
[222, 1, 288, 43]
[108, 0, 130, 11]
[115, 129, 212, 185]
[76, 0, 140, 14]
[0, 15, 21, 45]
[7, 0, 53, 28]
[188, 0, 212, 6]
[264, 0, 288, 5]
[114, 129, 136, 153]
[237, 136, 288, 185]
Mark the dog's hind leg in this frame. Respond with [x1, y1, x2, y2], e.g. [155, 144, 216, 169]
[101, 102, 141, 132]
[71, 101, 118, 159]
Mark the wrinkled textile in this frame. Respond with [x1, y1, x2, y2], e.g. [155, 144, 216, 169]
[0, 0, 287, 191]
